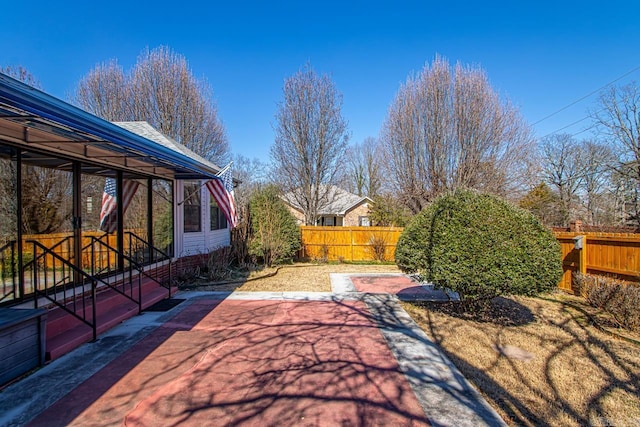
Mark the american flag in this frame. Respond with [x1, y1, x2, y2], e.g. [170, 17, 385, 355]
[205, 163, 238, 229]
[100, 178, 140, 233]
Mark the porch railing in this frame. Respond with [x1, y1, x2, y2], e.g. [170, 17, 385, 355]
[125, 232, 172, 297]
[88, 235, 172, 299]
[24, 234, 172, 340]
[126, 231, 170, 264]
[0, 240, 17, 304]
[24, 240, 100, 341]
[85, 237, 144, 313]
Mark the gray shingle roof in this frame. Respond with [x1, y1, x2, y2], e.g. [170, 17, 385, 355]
[282, 185, 373, 215]
[114, 121, 223, 174]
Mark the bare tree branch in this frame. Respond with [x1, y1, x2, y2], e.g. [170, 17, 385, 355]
[271, 64, 350, 225]
[381, 56, 535, 213]
[591, 82, 640, 225]
[344, 137, 383, 197]
[73, 46, 229, 164]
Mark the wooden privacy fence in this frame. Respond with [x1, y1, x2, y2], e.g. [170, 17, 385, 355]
[21, 230, 143, 270]
[299, 227, 640, 292]
[299, 226, 403, 262]
[555, 232, 640, 294]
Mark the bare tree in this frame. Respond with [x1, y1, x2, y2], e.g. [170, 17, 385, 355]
[0, 157, 17, 241]
[0, 67, 74, 235]
[345, 137, 382, 197]
[591, 82, 640, 225]
[0, 65, 41, 89]
[271, 64, 349, 225]
[21, 168, 73, 234]
[0, 67, 36, 240]
[537, 135, 621, 226]
[609, 165, 640, 225]
[381, 56, 535, 213]
[233, 154, 268, 214]
[579, 140, 616, 224]
[74, 60, 130, 121]
[540, 134, 584, 226]
[74, 46, 229, 164]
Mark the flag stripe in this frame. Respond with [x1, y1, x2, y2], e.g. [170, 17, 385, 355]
[205, 163, 237, 229]
[99, 178, 140, 233]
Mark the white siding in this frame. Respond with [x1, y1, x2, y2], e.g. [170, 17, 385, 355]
[175, 180, 230, 258]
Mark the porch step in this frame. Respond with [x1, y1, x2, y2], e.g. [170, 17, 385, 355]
[44, 279, 173, 361]
[45, 278, 164, 338]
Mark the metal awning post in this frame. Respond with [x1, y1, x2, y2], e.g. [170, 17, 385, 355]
[116, 171, 124, 271]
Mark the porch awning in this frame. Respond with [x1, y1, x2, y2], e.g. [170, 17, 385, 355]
[0, 73, 222, 180]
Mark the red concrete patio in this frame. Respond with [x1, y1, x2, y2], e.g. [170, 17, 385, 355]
[28, 297, 430, 426]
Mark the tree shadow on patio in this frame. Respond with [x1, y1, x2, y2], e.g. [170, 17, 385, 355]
[27, 296, 437, 426]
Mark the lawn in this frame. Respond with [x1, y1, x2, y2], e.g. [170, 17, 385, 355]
[180, 263, 640, 426]
[180, 262, 401, 292]
[402, 295, 640, 427]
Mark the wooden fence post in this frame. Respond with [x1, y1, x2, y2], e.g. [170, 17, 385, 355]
[579, 235, 587, 276]
[574, 234, 587, 276]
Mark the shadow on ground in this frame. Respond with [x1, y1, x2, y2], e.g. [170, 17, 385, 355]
[407, 295, 640, 426]
[27, 296, 432, 426]
[415, 297, 536, 326]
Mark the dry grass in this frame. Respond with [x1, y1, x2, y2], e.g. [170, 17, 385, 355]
[402, 294, 640, 427]
[183, 262, 401, 292]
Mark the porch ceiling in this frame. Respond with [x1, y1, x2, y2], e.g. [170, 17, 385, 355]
[0, 74, 221, 180]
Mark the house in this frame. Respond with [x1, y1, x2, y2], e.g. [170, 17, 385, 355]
[114, 121, 234, 260]
[0, 73, 236, 375]
[282, 185, 373, 226]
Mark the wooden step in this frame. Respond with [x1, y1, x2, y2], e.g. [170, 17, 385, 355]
[45, 278, 167, 338]
[44, 279, 174, 361]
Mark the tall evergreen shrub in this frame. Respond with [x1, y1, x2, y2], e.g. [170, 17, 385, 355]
[249, 185, 301, 266]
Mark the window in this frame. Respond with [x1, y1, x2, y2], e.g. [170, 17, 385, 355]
[183, 182, 201, 232]
[319, 216, 336, 226]
[210, 198, 227, 230]
[359, 216, 370, 226]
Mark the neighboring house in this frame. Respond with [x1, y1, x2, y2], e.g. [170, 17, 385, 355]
[282, 185, 373, 226]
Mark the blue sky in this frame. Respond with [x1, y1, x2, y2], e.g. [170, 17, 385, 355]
[2, 1, 639, 163]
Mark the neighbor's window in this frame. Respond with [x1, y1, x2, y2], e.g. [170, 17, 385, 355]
[183, 181, 201, 232]
[359, 216, 371, 226]
[210, 198, 228, 231]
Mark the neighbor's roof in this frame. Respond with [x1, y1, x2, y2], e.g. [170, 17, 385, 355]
[0, 73, 222, 180]
[282, 185, 373, 215]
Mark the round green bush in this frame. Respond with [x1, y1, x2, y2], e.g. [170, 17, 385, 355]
[395, 189, 562, 304]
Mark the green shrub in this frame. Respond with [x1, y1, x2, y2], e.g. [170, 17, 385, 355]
[576, 273, 640, 331]
[249, 185, 301, 267]
[395, 189, 562, 307]
[1, 251, 33, 278]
